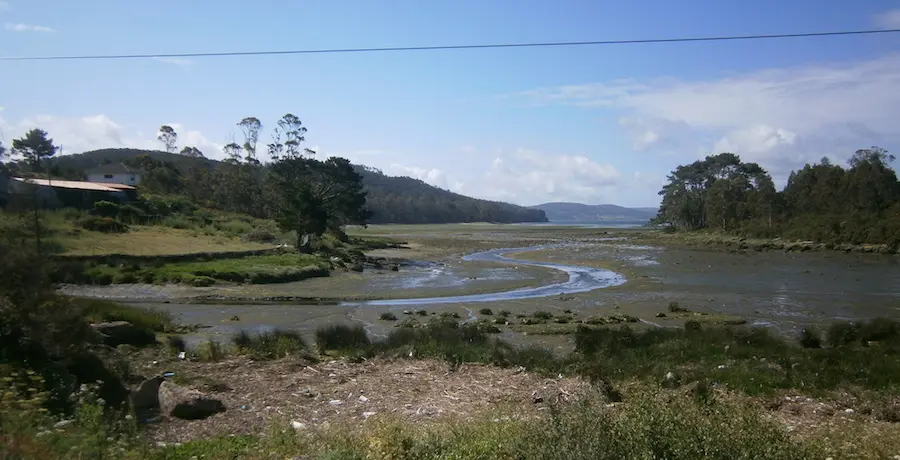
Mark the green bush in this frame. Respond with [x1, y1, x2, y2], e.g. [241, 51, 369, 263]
[116, 204, 147, 224]
[77, 216, 129, 233]
[77, 298, 176, 333]
[217, 219, 254, 235]
[315, 324, 371, 352]
[242, 228, 278, 243]
[799, 327, 822, 348]
[380, 312, 398, 321]
[190, 276, 216, 287]
[533, 311, 553, 320]
[89, 200, 120, 218]
[233, 329, 308, 360]
[479, 308, 494, 315]
[193, 339, 229, 362]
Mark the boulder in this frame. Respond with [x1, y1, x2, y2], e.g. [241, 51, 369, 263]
[131, 375, 164, 412]
[349, 263, 364, 272]
[91, 321, 156, 347]
[388, 264, 400, 272]
[158, 381, 225, 420]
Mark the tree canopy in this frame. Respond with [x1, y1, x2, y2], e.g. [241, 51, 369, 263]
[12, 128, 57, 171]
[654, 149, 900, 247]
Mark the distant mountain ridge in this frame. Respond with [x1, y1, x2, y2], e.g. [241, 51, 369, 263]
[42, 149, 548, 224]
[531, 202, 658, 222]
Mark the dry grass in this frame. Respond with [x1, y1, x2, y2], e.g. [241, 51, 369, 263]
[146, 357, 590, 444]
[59, 226, 276, 256]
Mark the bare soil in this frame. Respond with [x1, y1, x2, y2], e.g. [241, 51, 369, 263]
[144, 356, 590, 444]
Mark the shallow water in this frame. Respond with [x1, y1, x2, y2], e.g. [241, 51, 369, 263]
[344, 245, 625, 307]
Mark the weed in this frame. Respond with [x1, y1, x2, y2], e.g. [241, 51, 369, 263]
[233, 329, 308, 360]
[315, 324, 371, 353]
[193, 339, 229, 362]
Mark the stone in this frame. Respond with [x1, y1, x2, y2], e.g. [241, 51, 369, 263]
[158, 381, 225, 420]
[91, 321, 156, 347]
[290, 420, 307, 431]
[656, 312, 666, 318]
[349, 263, 364, 272]
[131, 375, 164, 412]
[389, 264, 400, 272]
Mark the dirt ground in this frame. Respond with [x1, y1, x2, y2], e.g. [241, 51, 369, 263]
[143, 356, 590, 444]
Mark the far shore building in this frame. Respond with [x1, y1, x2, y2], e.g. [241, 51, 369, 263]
[86, 162, 144, 186]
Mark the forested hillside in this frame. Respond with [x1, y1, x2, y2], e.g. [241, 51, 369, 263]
[654, 148, 900, 246]
[41, 148, 547, 224]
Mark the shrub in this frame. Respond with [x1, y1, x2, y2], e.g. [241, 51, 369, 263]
[190, 276, 216, 287]
[163, 215, 193, 229]
[116, 204, 147, 224]
[799, 328, 822, 348]
[533, 311, 553, 320]
[217, 219, 254, 235]
[684, 320, 702, 332]
[90, 200, 120, 218]
[233, 329, 308, 360]
[415, 309, 428, 316]
[380, 312, 398, 321]
[315, 324, 371, 352]
[668, 301, 688, 313]
[167, 336, 186, 353]
[479, 308, 494, 315]
[193, 340, 229, 362]
[242, 228, 278, 244]
[77, 298, 176, 333]
[498, 310, 511, 317]
[77, 216, 129, 233]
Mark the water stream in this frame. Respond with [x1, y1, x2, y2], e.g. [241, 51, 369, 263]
[342, 244, 626, 307]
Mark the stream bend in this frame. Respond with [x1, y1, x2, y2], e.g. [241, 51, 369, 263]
[343, 244, 625, 307]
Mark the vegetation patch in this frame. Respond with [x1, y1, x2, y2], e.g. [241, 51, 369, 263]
[232, 329, 309, 360]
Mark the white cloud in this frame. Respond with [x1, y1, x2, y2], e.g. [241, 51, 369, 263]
[874, 9, 900, 29]
[482, 148, 620, 205]
[517, 53, 900, 176]
[0, 113, 224, 159]
[152, 57, 193, 66]
[5, 23, 54, 32]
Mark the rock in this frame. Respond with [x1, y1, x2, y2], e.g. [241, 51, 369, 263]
[91, 321, 156, 347]
[158, 381, 225, 420]
[531, 391, 543, 404]
[358, 395, 369, 403]
[349, 263, 364, 272]
[131, 375, 164, 411]
[388, 264, 400, 272]
[229, 315, 240, 321]
[656, 312, 666, 318]
[362, 411, 377, 419]
[329, 399, 343, 406]
[54, 419, 73, 428]
[290, 420, 307, 431]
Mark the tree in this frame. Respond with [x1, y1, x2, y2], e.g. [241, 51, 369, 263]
[238, 117, 262, 164]
[179, 146, 205, 158]
[265, 114, 368, 252]
[267, 156, 370, 252]
[157, 125, 178, 154]
[12, 128, 57, 171]
[267, 113, 312, 161]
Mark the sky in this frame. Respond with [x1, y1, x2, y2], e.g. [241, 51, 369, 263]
[2, 0, 900, 208]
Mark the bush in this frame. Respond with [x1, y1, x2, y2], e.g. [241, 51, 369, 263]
[479, 308, 494, 315]
[162, 215, 193, 229]
[799, 328, 822, 348]
[380, 312, 398, 321]
[217, 219, 254, 235]
[116, 204, 147, 224]
[77, 216, 129, 233]
[90, 200, 120, 218]
[242, 228, 278, 244]
[77, 298, 177, 333]
[193, 340, 229, 362]
[233, 329, 308, 360]
[190, 276, 216, 287]
[668, 301, 688, 313]
[533, 311, 553, 320]
[315, 324, 371, 352]
[498, 310, 511, 317]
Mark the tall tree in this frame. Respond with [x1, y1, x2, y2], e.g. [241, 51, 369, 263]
[238, 117, 262, 164]
[12, 128, 57, 172]
[265, 114, 368, 252]
[157, 125, 178, 154]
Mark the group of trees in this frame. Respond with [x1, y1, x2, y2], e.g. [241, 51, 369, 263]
[654, 149, 900, 246]
[139, 115, 370, 251]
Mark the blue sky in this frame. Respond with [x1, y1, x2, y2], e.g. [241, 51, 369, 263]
[2, 0, 900, 207]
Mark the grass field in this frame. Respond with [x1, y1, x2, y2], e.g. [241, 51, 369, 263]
[58, 225, 277, 256]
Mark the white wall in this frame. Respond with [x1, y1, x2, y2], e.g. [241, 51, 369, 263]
[87, 173, 142, 186]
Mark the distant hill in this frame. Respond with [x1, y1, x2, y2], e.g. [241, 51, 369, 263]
[44, 149, 548, 224]
[531, 202, 658, 222]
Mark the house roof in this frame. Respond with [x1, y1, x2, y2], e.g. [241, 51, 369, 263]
[86, 162, 144, 175]
[11, 177, 131, 192]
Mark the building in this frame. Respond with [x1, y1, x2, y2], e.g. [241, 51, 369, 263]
[86, 162, 144, 186]
[5, 177, 138, 209]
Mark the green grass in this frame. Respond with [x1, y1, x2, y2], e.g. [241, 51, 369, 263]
[81, 252, 331, 285]
[233, 329, 309, 360]
[315, 324, 371, 353]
